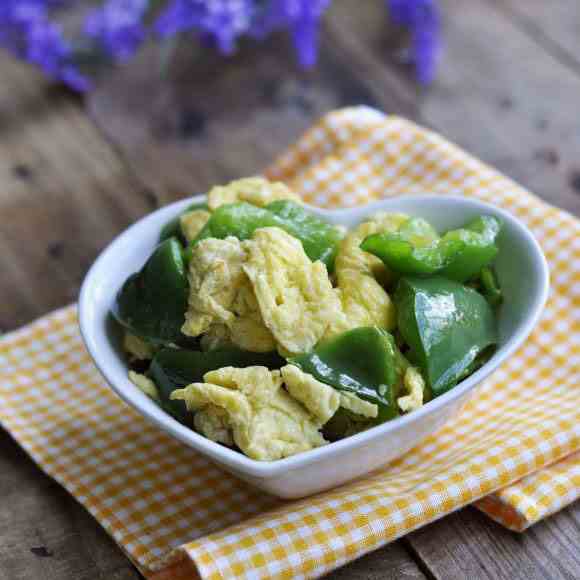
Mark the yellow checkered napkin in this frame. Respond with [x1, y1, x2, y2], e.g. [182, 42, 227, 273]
[0, 108, 578, 579]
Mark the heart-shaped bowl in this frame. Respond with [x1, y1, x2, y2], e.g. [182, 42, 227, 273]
[79, 195, 549, 498]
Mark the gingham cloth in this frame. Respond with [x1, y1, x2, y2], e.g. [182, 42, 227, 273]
[0, 108, 578, 579]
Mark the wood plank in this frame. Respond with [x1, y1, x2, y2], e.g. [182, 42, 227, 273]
[86, 32, 412, 207]
[326, 0, 580, 217]
[495, 0, 580, 74]
[88, 2, 580, 218]
[0, 430, 140, 580]
[0, 55, 155, 331]
[404, 504, 580, 580]
[0, 55, 154, 579]
[327, 542, 427, 580]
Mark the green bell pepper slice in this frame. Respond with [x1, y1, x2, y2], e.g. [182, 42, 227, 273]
[192, 201, 342, 271]
[159, 201, 209, 243]
[194, 202, 278, 241]
[479, 266, 503, 307]
[289, 327, 409, 422]
[265, 200, 343, 270]
[149, 347, 284, 421]
[114, 238, 189, 344]
[395, 276, 497, 396]
[361, 215, 501, 282]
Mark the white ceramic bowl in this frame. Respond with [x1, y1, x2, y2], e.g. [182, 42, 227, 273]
[79, 195, 549, 498]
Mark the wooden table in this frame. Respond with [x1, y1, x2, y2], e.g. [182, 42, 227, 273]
[1, 1, 578, 578]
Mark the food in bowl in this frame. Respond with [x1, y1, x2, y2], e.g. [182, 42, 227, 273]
[112, 177, 502, 461]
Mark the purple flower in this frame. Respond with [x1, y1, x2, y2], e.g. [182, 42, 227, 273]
[156, 0, 254, 54]
[0, 1, 90, 91]
[86, 0, 149, 61]
[28, 21, 90, 91]
[388, 0, 440, 84]
[0, 1, 441, 92]
[251, 0, 331, 68]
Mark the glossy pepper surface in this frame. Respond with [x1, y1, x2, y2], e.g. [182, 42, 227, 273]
[265, 200, 343, 270]
[479, 266, 503, 307]
[193, 201, 342, 271]
[361, 215, 501, 282]
[289, 327, 409, 422]
[149, 347, 284, 421]
[395, 276, 497, 396]
[114, 238, 189, 344]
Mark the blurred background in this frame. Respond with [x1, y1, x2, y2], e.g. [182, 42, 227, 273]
[1, 3, 579, 580]
[3, 0, 580, 326]
[2, 1, 578, 216]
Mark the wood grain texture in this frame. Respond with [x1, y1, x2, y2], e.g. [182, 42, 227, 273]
[0, 433, 140, 580]
[87, 35, 389, 206]
[0, 54, 152, 580]
[404, 505, 580, 580]
[496, 0, 580, 74]
[327, 542, 427, 580]
[0, 1, 578, 579]
[328, 0, 580, 217]
[87, 1, 580, 216]
[0, 56, 155, 331]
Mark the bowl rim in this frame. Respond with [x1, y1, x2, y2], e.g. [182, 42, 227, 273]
[79, 194, 550, 478]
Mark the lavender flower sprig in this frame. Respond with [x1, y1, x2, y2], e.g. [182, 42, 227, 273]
[0, 1, 90, 90]
[0, 0, 440, 92]
[388, 0, 440, 84]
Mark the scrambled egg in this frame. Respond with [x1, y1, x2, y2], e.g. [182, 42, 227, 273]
[327, 213, 409, 336]
[282, 365, 379, 423]
[397, 366, 426, 413]
[339, 391, 378, 419]
[194, 406, 234, 446]
[281, 364, 341, 425]
[171, 366, 326, 461]
[123, 332, 155, 360]
[181, 236, 275, 352]
[207, 177, 301, 211]
[180, 209, 211, 242]
[243, 228, 342, 355]
[128, 371, 160, 402]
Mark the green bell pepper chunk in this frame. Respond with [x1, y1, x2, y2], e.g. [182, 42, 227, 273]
[159, 201, 209, 243]
[289, 327, 409, 422]
[194, 202, 279, 241]
[479, 266, 503, 307]
[193, 201, 342, 271]
[361, 215, 501, 282]
[265, 200, 343, 270]
[322, 407, 373, 442]
[395, 276, 497, 396]
[114, 238, 189, 344]
[438, 216, 501, 281]
[149, 347, 284, 422]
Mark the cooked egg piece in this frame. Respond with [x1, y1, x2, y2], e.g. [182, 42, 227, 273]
[227, 282, 276, 352]
[339, 392, 379, 419]
[397, 366, 426, 413]
[182, 236, 275, 351]
[171, 366, 326, 461]
[123, 332, 154, 361]
[128, 371, 160, 402]
[194, 405, 234, 446]
[243, 227, 342, 355]
[182, 236, 246, 337]
[207, 177, 301, 211]
[326, 213, 408, 337]
[281, 364, 341, 425]
[180, 209, 211, 242]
